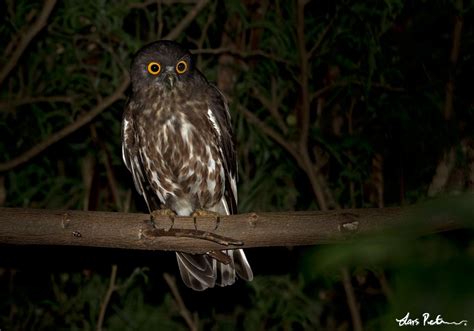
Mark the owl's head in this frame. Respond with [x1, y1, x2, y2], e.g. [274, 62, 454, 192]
[130, 40, 195, 92]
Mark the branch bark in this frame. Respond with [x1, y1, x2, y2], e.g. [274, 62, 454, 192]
[0, 197, 470, 254]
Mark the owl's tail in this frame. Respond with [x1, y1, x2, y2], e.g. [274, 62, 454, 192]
[176, 249, 253, 291]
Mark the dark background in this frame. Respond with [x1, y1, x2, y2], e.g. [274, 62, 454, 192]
[1, 0, 474, 330]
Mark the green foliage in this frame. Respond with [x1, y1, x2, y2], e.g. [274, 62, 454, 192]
[243, 276, 323, 330]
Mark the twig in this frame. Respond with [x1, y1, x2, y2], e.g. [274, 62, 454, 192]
[190, 1, 215, 49]
[443, 0, 463, 120]
[72, 36, 101, 100]
[91, 124, 123, 211]
[96, 264, 118, 331]
[164, 0, 210, 40]
[308, 16, 336, 59]
[0, 76, 129, 172]
[192, 47, 291, 65]
[102, 149, 123, 211]
[0, 95, 74, 110]
[237, 105, 300, 163]
[81, 154, 95, 211]
[123, 190, 132, 214]
[294, 0, 330, 210]
[143, 225, 243, 246]
[301, 153, 328, 211]
[163, 273, 198, 331]
[310, 82, 346, 101]
[341, 267, 363, 331]
[309, 80, 404, 102]
[157, 1, 164, 38]
[371, 82, 405, 92]
[428, 0, 463, 196]
[372, 154, 384, 208]
[239, 102, 334, 211]
[74, 35, 128, 74]
[251, 83, 288, 134]
[0, 0, 57, 86]
[347, 97, 357, 208]
[0, 176, 5, 206]
[428, 144, 456, 197]
[128, 0, 199, 9]
[296, 0, 310, 150]
[377, 270, 394, 304]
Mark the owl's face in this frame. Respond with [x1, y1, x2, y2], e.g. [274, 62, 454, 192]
[130, 40, 194, 92]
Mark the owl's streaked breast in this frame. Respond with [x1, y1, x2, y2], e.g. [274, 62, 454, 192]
[135, 89, 225, 214]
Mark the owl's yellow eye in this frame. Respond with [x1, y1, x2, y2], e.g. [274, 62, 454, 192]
[147, 62, 161, 75]
[176, 60, 188, 74]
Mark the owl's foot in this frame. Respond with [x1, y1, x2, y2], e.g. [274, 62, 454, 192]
[150, 208, 175, 232]
[191, 209, 221, 231]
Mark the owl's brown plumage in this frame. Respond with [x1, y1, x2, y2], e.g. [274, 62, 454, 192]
[121, 40, 252, 290]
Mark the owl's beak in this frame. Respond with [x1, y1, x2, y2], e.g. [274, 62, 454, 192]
[163, 67, 176, 89]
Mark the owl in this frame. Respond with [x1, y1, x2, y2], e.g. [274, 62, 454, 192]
[121, 40, 253, 290]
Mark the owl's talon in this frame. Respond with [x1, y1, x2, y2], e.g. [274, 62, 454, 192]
[151, 208, 176, 231]
[191, 209, 221, 231]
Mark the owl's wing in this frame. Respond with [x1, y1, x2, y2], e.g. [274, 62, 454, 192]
[206, 86, 253, 283]
[207, 85, 238, 215]
[121, 101, 160, 211]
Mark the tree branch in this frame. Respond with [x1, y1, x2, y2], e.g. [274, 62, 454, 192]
[237, 105, 301, 163]
[341, 267, 363, 331]
[0, 0, 57, 86]
[164, 0, 210, 40]
[0, 76, 129, 172]
[251, 83, 288, 134]
[443, 0, 463, 120]
[163, 273, 199, 331]
[294, 0, 329, 211]
[192, 47, 291, 65]
[296, 0, 310, 151]
[308, 16, 336, 60]
[128, 0, 200, 9]
[96, 264, 118, 331]
[0, 196, 471, 254]
[0, 95, 74, 111]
